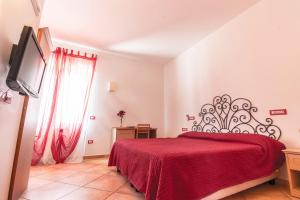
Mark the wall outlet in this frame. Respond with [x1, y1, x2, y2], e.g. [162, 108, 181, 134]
[182, 128, 188, 132]
[90, 116, 96, 120]
[88, 140, 94, 144]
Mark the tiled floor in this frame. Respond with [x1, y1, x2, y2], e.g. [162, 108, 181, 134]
[21, 158, 298, 200]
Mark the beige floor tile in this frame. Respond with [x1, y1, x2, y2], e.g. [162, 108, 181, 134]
[25, 177, 54, 191]
[244, 194, 292, 200]
[47, 163, 67, 169]
[243, 184, 286, 196]
[241, 183, 292, 200]
[107, 168, 123, 177]
[98, 159, 109, 165]
[117, 182, 141, 196]
[24, 159, 295, 200]
[60, 163, 98, 171]
[288, 196, 300, 200]
[82, 165, 112, 175]
[59, 187, 112, 200]
[222, 192, 246, 200]
[84, 158, 109, 165]
[59, 172, 102, 186]
[29, 166, 55, 177]
[22, 182, 79, 200]
[37, 169, 77, 181]
[106, 192, 145, 200]
[85, 175, 126, 191]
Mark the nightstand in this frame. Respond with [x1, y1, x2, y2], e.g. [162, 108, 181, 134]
[283, 149, 300, 198]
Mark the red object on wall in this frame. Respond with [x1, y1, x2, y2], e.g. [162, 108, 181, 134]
[186, 114, 195, 121]
[269, 109, 287, 116]
[88, 140, 94, 144]
[182, 128, 188, 132]
[90, 116, 96, 120]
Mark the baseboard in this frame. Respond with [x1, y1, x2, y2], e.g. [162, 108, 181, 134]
[83, 155, 109, 159]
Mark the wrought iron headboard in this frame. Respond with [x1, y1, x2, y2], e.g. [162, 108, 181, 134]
[189, 94, 282, 140]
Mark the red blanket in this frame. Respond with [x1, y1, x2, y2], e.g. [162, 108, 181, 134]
[108, 132, 285, 200]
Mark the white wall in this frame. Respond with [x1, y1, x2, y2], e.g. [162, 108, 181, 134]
[164, 0, 300, 150]
[53, 40, 164, 156]
[86, 53, 164, 155]
[0, 0, 42, 198]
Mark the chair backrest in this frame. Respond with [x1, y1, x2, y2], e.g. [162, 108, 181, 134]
[137, 124, 150, 134]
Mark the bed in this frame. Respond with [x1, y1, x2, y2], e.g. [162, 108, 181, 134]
[108, 94, 285, 200]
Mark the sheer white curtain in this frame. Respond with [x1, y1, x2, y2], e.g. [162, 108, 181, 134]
[32, 48, 96, 165]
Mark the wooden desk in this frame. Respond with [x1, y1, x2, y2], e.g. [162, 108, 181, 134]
[112, 127, 157, 144]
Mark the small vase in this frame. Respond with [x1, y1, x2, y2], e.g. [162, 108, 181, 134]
[120, 118, 123, 127]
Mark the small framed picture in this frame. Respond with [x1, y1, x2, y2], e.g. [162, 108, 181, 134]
[31, 0, 41, 16]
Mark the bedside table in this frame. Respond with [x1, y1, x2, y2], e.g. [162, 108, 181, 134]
[283, 149, 300, 198]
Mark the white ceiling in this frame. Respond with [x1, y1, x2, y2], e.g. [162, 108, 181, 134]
[40, 0, 260, 64]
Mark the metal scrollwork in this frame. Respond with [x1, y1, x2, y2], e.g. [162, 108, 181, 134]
[191, 94, 282, 140]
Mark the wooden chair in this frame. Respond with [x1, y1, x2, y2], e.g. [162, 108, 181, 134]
[136, 124, 151, 138]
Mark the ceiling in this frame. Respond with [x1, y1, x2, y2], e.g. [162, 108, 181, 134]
[40, 0, 260, 64]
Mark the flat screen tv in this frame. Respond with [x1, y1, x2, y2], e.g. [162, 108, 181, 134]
[6, 26, 46, 98]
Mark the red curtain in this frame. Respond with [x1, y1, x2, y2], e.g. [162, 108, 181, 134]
[32, 47, 96, 165]
[31, 50, 61, 165]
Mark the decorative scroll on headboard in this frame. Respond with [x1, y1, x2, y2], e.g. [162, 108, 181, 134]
[189, 94, 282, 140]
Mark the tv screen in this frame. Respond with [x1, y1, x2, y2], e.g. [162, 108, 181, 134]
[6, 26, 46, 98]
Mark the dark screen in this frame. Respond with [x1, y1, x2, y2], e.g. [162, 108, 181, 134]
[18, 35, 45, 94]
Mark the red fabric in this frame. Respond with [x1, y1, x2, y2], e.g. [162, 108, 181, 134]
[31, 50, 61, 165]
[108, 132, 285, 200]
[51, 48, 96, 163]
[32, 47, 96, 165]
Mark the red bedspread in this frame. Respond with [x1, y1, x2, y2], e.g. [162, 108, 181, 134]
[108, 132, 285, 200]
